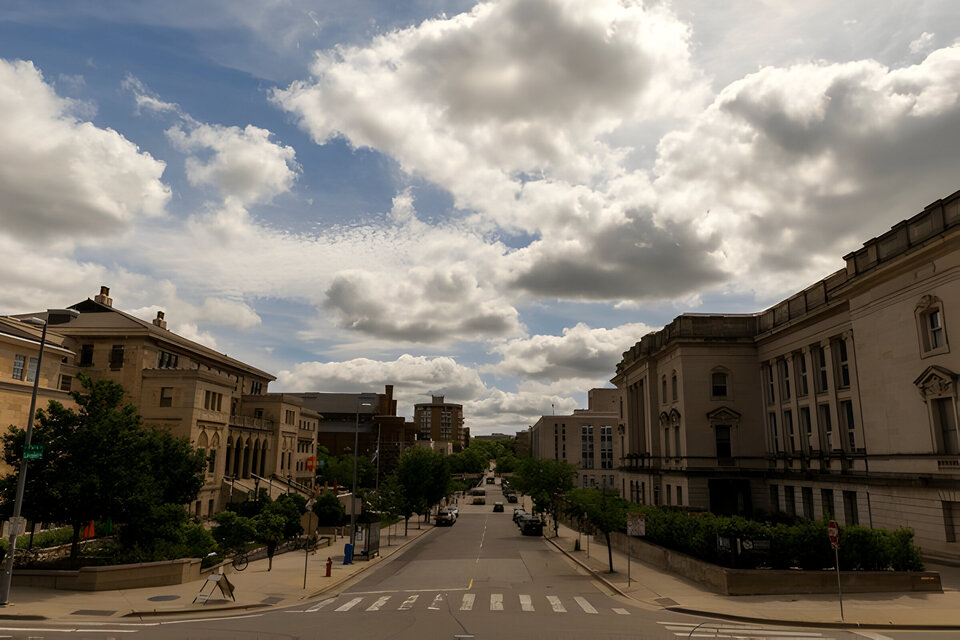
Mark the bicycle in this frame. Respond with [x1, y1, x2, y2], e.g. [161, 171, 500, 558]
[231, 551, 249, 571]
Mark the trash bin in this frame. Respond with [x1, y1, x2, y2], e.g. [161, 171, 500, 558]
[343, 543, 354, 565]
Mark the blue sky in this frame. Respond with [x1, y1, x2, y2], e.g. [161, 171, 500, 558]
[1, 1, 959, 434]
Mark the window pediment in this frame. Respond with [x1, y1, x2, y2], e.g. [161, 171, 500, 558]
[914, 365, 957, 399]
[707, 406, 742, 424]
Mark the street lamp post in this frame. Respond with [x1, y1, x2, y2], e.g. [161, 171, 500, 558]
[349, 397, 373, 551]
[0, 309, 78, 605]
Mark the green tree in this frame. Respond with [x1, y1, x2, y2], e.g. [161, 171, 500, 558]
[312, 490, 346, 527]
[395, 448, 450, 532]
[511, 458, 576, 536]
[252, 505, 287, 571]
[564, 487, 631, 573]
[319, 454, 376, 489]
[212, 510, 256, 554]
[0, 375, 205, 562]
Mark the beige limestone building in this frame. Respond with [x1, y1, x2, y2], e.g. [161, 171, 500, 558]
[530, 388, 622, 493]
[613, 189, 960, 556]
[11, 288, 317, 518]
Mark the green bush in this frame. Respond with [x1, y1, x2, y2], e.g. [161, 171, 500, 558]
[626, 504, 923, 571]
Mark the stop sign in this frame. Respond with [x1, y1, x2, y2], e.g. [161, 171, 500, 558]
[827, 519, 840, 549]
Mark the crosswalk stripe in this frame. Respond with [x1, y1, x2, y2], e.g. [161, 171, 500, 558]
[546, 595, 566, 613]
[518, 594, 534, 611]
[490, 593, 504, 611]
[366, 596, 391, 611]
[429, 593, 444, 610]
[398, 594, 419, 610]
[335, 597, 363, 612]
[306, 598, 334, 612]
[612, 608, 630, 615]
[574, 597, 597, 614]
[460, 593, 475, 611]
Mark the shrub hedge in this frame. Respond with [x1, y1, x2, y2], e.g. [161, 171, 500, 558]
[629, 505, 923, 571]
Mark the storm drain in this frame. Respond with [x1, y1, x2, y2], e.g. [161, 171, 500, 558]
[71, 609, 116, 616]
[147, 595, 180, 602]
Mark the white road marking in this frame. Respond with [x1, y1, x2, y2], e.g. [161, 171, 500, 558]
[574, 596, 597, 614]
[460, 593, 475, 611]
[546, 595, 566, 612]
[490, 593, 504, 611]
[519, 594, 534, 611]
[306, 598, 335, 612]
[335, 597, 363, 612]
[429, 593, 444, 610]
[612, 607, 630, 615]
[399, 594, 419, 610]
[367, 596, 391, 611]
[853, 633, 895, 640]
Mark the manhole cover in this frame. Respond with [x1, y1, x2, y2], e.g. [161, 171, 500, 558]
[147, 595, 180, 602]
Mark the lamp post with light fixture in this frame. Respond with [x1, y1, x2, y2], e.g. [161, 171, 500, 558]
[0, 309, 79, 605]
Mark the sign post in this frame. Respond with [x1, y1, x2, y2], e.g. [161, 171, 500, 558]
[827, 519, 844, 622]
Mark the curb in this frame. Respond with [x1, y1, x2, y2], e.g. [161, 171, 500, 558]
[123, 603, 271, 618]
[543, 535, 629, 598]
[546, 533, 960, 631]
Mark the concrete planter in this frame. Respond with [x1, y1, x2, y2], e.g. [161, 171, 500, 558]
[607, 531, 942, 595]
[12, 558, 202, 591]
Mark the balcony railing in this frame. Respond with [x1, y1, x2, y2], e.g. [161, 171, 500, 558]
[229, 414, 276, 430]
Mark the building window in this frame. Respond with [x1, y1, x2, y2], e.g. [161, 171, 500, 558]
[821, 488, 835, 520]
[711, 372, 728, 398]
[819, 404, 834, 450]
[158, 350, 179, 368]
[840, 400, 856, 450]
[285, 409, 296, 425]
[253, 408, 264, 419]
[204, 391, 223, 412]
[26, 357, 38, 383]
[676, 485, 683, 506]
[769, 484, 779, 512]
[802, 487, 814, 519]
[160, 387, 173, 407]
[109, 344, 124, 370]
[784, 485, 796, 515]
[661, 376, 667, 403]
[674, 425, 681, 459]
[580, 425, 594, 469]
[12, 354, 25, 380]
[663, 426, 671, 457]
[671, 373, 678, 402]
[932, 397, 959, 455]
[600, 425, 613, 469]
[800, 407, 813, 451]
[944, 501, 960, 543]
[917, 297, 949, 356]
[784, 410, 795, 453]
[666, 484, 672, 505]
[715, 425, 732, 459]
[59, 375, 72, 392]
[797, 353, 809, 397]
[766, 365, 776, 404]
[813, 345, 828, 393]
[250, 381, 263, 394]
[780, 359, 791, 400]
[207, 449, 216, 474]
[834, 339, 850, 389]
[768, 412, 779, 452]
[843, 490, 859, 525]
[79, 344, 94, 367]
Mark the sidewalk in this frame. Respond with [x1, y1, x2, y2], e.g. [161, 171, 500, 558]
[0, 519, 436, 622]
[544, 520, 960, 629]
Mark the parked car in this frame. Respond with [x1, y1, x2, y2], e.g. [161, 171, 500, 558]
[519, 515, 544, 536]
[493, 502, 504, 512]
[472, 496, 486, 505]
[435, 508, 457, 526]
[447, 506, 459, 517]
[486, 476, 495, 485]
[513, 508, 526, 524]
[506, 493, 518, 503]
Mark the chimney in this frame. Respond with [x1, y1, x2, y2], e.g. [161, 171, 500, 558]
[94, 286, 113, 307]
[153, 310, 167, 330]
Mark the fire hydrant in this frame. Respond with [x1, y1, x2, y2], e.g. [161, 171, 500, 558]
[325, 557, 333, 577]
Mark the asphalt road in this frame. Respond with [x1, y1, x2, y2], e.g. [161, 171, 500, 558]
[0, 480, 951, 638]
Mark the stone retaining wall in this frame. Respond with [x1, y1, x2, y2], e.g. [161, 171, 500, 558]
[605, 531, 942, 595]
[12, 558, 202, 591]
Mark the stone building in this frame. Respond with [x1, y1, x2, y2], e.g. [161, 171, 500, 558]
[613, 189, 960, 556]
[529, 389, 622, 494]
[11, 288, 313, 519]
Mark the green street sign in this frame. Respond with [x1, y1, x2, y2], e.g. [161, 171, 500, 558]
[23, 444, 43, 460]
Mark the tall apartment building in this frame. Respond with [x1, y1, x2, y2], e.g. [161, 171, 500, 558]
[413, 395, 465, 450]
[11, 287, 315, 518]
[613, 189, 960, 555]
[530, 389, 621, 494]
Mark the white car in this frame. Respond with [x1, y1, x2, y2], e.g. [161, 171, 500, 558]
[447, 506, 459, 517]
